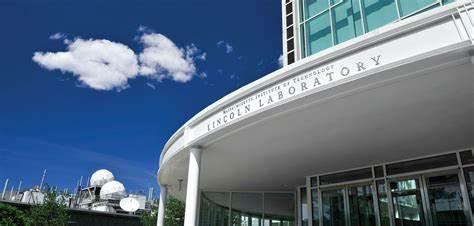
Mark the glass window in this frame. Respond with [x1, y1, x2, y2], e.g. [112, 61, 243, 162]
[361, 0, 399, 32]
[320, 168, 373, 185]
[442, 0, 456, 4]
[286, 3, 293, 16]
[306, 11, 332, 55]
[332, 0, 364, 44]
[386, 153, 458, 176]
[322, 189, 347, 226]
[390, 178, 426, 226]
[300, 188, 309, 226]
[376, 180, 390, 226]
[464, 167, 474, 213]
[232, 193, 263, 226]
[426, 174, 468, 225]
[398, 0, 437, 17]
[264, 193, 295, 226]
[304, 0, 329, 19]
[348, 184, 376, 226]
[200, 192, 230, 226]
[311, 189, 319, 226]
[460, 150, 474, 165]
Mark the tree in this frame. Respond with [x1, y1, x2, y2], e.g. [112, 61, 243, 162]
[141, 196, 185, 226]
[0, 203, 30, 226]
[29, 191, 69, 226]
[164, 197, 185, 226]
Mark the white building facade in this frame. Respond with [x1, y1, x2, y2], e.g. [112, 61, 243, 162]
[157, 0, 474, 225]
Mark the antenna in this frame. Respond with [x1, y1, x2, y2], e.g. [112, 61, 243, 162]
[120, 197, 140, 212]
[16, 180, 22, 197]
[39, 169, 47, 191]
[9, 186, 14, 201]
[2, 178, 9, 200]
[79, 176, 83, 187]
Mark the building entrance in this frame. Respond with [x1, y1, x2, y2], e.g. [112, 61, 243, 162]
[388, 172, 468, 226]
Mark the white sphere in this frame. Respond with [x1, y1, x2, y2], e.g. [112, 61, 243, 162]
[90, 169, 114, 187]
[100, 180, 126, 200]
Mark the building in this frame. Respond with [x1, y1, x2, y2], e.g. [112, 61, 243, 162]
[157, 0, 474, 225]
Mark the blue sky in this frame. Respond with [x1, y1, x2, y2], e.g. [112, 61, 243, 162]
[0, 0, 282, 196]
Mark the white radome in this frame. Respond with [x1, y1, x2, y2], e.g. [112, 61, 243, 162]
[90, 169, 114, 187]
[100, 180, 126, 200]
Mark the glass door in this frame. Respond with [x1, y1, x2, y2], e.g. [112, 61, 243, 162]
[348, 184, 376, 226]
[425, 173, 469, 226]
[390, 178, 426, 226]
[322, 188, 347, 226]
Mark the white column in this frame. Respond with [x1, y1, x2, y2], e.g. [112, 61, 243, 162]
[184, 147, 202, 226]
[156, 185, 167, 226]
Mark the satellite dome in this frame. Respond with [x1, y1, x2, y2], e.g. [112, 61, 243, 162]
[100, 180, 126, 200]
[90, 169, 114, 187]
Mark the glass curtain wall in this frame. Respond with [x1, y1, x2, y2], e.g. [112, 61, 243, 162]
[200, 192, 295, 226]
[299, 0, 458, 57]
[303, 150, 474, 226]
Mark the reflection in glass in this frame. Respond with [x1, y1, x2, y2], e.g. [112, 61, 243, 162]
[264, 193, 295, 226]
[231, 193, 263, 226]
[426, 174, 468, 226]
[311, 189, 319, 226]
[306, 11, 332, 55]
[300, 188, 308, 226]
[200, 192, 230, 226]
[390, 179, 425, 226]
[376, 181, 390, 226]
[322, 189, 346, 226]
[465, 167, 474, 213]
[349, 184, 376, 226]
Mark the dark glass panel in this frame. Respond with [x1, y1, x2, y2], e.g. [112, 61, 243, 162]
[349, 184, 376, 226]
[463, 167, 474, 213]
[375, 166, 384, 178]
[300, 188, 308, 226]
[376, 180, 390, 226]
[287, 39, 294, 51]
[286, 14, 294, 26]
[286, 26, 294, 39]
[320, 168, 372, 185]
[286, 3, 293, 16]
[426, 174, 468, 226]
[287, 52, 295, 64]
[322, 189, 347, 226]
[311, 177, 318, 187]
[311, 189, 319, 226]
[386, 154, 458, 176]
[460, 150, 474, 165]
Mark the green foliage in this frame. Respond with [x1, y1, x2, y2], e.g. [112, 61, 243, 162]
[0, 203, 30, 226]
[140, 204, 157, 226]
[164, 197, 185, 226]
[141, 196, 185, 226]
[29, 191, 70, 226]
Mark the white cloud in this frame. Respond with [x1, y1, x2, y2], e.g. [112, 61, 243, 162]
[217, 40, 233, 54]
[49, 32, 66, 40]
[138, 33, 206, 83]
[278, 54, 284, 67]
[33, 38, 139, 91]
[33, 28, 207, 91]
